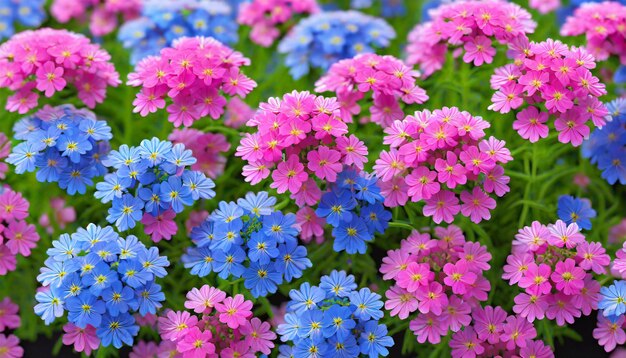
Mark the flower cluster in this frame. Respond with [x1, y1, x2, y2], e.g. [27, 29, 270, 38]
[315, 53, 429, 127]
[0, 28, 121, 113]
[238, 0, 319, 47]
[118, 0, 238, 64]
[0, 0, 45, 40]
[127, 36, 256, 127]
[277, 270, 394, 357]
[158, 285, 276, 357]
[0, 297, 22, 358]
[224, 97, 254, 129]
[277, 11, 395, 79]
[51, 0, 141, 37]
[405, 0, 536, 77]
[168, 128, 231, 179]
[182, 192, 312, 297]
[489, 39, 608, 146]
[380, 226, 492, 344]
[610, 218, 626, 244]
[582, 98, 626, 185]
[609, 240, 626, 279]
[35, 224, 169, 349]
[236, 91, 369, 202]
[373, 107, 511, 223]
[95, 137, 216, 240]
[351, 0, 406, 17]
[556, 195, 596, 230]
[528, 0, 561, 14]
[39, 197, 76, 235]
[7, 105, 112, 195]
[449, 306, 553, 357]
[503, 220, 610, 327]
[561, 1, 626, 64]
[313, 168, 391, 254]
[0, 187, 39, 276]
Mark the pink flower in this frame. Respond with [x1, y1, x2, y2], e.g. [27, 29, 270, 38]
[594, 314, 626, 352]
[514, 221, 550, 252]
[396, 262, 433, 293]
[459, 146, 495, 175]
[0, 298, 20, 331]
[270, 155, 309, 194]
[409, 313, 447, 344]
[551, 258, 585, 295]
[175, 327, 215, 358]
[513, 293, 548, 322]
[458, 241, 492, 271]
[238, 318, 276, 354]
[460, 187, 496, 223]
[133, 87, 166, 116]
[543, 85, 574, 113]
[158, 310, 199, 342]
[401, 231, 437, 256]
[501, 315, 537, 350]
[306, 146, 342, 182]
[547, 220, 585, 248]
[62, 323, 100, 356]
[415, 282, 448, 315]
[374, 149, 406, 182]
[336, 135, 368, 169]
[423, 190, 460, 224]
[384, 285, 418, 319]
[463, 35, 496, 66]
[518, 71, 549, 96]
[0, 247, 17, 275]
[450, 327, 485, 358]
[130, 341, 159, 358]
[0, 334, 22, 358]
[142, 210, 178, 243]
[519, 339, 555, 358]
[546, 293, 581, 326]
[488, 83, 523, 113]
[554, 109, 590, 146]
[519, 263, 552, 296]
[295, 207, 324, 243]
[405, 166, 440, 201]
[215, 294, 253, 329]
[502, 253, 533, 284]
[184, 285, 226, 314]
[379, 249, 412, 281]
[379, 176, 408, 207]
[434, 152, 467, 189]
[576, 242, 610, 274]
[0, 190, 29, 221]
[4, 220, 39, 256]
[443, 261, 477, 295]
[473, 306, 507, 344]
[35, 61, 66, 97]
[483, 166, 510, 197]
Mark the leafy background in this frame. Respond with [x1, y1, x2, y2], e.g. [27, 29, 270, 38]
[0, 0, 624, 356]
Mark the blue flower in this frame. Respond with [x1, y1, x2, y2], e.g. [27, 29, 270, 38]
[182, 247, 215, 277]
[213, 247, 246, 279]
[7, 142, 38, 174]
[59, 164, 95, 195]
[557, 195, 597, 230]
[243, 262, 282, 297]
[82, 263, 119, 296]
[277, 313, 301, 341]
[360, 203, 391, 235]
[34, 289, 65, 325]
[190, 221, 215, 247]
[332, 217, 370, 254]
[135, 282, 165, 316]
[349, 288, 384, 321]
[237, 191, 276, 216]
[599, 280, 626, 319]
[248, 233, 279, 264]
[276, 238, 312, 282]
[320, 270, 357, 298]
[57, 134, 93, 163]
[95, 174, 130, 203]
[118, 260, 151, 288]
[107, 194, 144, 231]
[359, 321, 394, 357]
[58, 273, 84, 298]
[66, 293, 106, 329]
[316, 191, 356, 226]
[212, 220, 244, 251]
[97, 313, 140, 349]
[262, 212, 299, 243]
[118, 235, 144, 260]
[159, 175, 193, 213]
[138, 137, 172, 166]
[328, 335, 360, 358]
[46, 234, 79, 262]
[137, 246, 170, 278]
[294, 337, 329, 358]
[287, 282, 326, 314]
[213, 201, 244, 223]
[0, 0, 45, 39]
[102, 281, 138, 316]
[297, 309, 325, 341]
[182, 171, 215, 200]
[37, 258, 80, 287]
[322, 305, 355, 340]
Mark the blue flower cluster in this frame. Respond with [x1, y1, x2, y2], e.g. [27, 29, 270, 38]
[7, 105, 112, 195]
[350, 0, 406, 17]
[582, 99, 626, 185]
[0, 0, 45, 39]
[118, 0, 238, 64]
[557, 195, 597, 230]
[599, 280, 626, 322]
[34, 224, 169, 348]
[277, 270, 393, 358]
[277, 10, 395, 79]
[95, 137, 216, 232]
[556, 0, 626, 25]
[182, 192, 312, 297]
[316, 169, 391, 255]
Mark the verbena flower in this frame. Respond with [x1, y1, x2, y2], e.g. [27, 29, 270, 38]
[126, 36, 256, 127]
[556, 195, 597, 230]
[34, 224, 169, 349]
[277, 270, 393, 357]
[168, 129, 230, 179]
[238, 0, 319, 47]
[182, 192, 311, 297]
[374, 107, 511, 223]
[158, 285, 276, 355]
[118, 0, 238, 64]
[582, 98, 626, 184]
[0, 28, 120, 113]
[315, 53, 428, 127]
[561, 2, 626, 65]
[95, 137, 216, 240]
[0, 0, 45, 40]
[490, 39, 608, 146]
[277, 11, 395, 79]
[405, 0, 536, 77]
[51, 0, 141, 37]
[0, 186, 39, 276]
[7, 105, 112, 195]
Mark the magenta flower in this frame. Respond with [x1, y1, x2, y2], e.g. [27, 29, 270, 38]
[62, 323, 100, 356]
[141, 210, 178, 243]
[238, 318, 276, 355]
[423, 190, 460, 224]
[176, 327, 215, 357]
[472, 305, 507, 344]
[434, 152, 467, 189]
[519, 263, 552, 296]
[593, 314, 626, 352]
[184, 285, 226, 315]
[306, 147, 342, 182]
[385, 286, 418, 320]
[546, 293, 581, 326]
[443, 261, 477, 295]
[379, 249, 411, 281]
[513, 221, 550, 252]
[35, 61, 66, 97]
[270, 155, 308, 194]
[551, 258, 585, 295]
[409, 313, 447, 344]
[158, 310, 199, 342]
[460, 187, 497, 223]
[513, 293, 548, 322]
[4, 220, 39, 257]
[576, 241, 610, 274]
[547, 220, 585, 248]
[488, 83, 523, 113]
[415, 282, 448, 315]
[501, 315, 537, 350]
[450, 327, 485, 358]
[0, 298, 20, 331]
[396, 262, 433, 293]
[215, 294, 253, 329]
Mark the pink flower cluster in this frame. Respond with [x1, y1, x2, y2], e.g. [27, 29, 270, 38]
[236, 91, 368, 202]
[528, 0, 560, 14]
[314, 53, 429, 127]
[38, 198, 76, 235]
[450, 306, 553, 358]
[0, 28, 121, 114]
[380, 226, 492, 344]
[0, 297, 22, 358]
[504, 220, 610, 326]
[561, 2, 626, 64]
[0, 133, 10, 179]
[129, 340, 179, 358]
[373, 107, 511, 223]
[158, 285, 276, 357]
[609, 241, 626, 278]
[51, 0, 141, 36]
[489, 39, 608, 146]
[0, 188, 39, 276]
[169, 129, 231, 179]
[224, 98, 254, 129]
[610, 219, 626, 244]
[238, 0, 320, 47]
[405, 0, 536, 77]
[128, 37, 257, 127]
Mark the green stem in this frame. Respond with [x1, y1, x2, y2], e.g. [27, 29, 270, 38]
[388, 221, 416, 231]
[274, 197, 290, 211]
